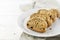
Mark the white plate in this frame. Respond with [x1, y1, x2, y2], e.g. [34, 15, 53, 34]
[18, 6, 60, 37]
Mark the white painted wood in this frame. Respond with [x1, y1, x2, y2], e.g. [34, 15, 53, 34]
[20, 33, 46, 40]
[20, 32, 60, 40]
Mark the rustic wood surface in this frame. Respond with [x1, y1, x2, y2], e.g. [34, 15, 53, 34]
[20, 32, 60, 40]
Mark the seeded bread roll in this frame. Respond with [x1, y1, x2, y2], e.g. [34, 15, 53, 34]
[30, 10, 53, 27]
[30, 13, 39, 18]
[48, 9, 59, 22]
[38, 9, 48, 15]
[27, 17, 47, 33]
[27, 9, 59, 33]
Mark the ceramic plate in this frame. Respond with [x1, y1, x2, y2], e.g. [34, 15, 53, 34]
[18, 4, 60, 37]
